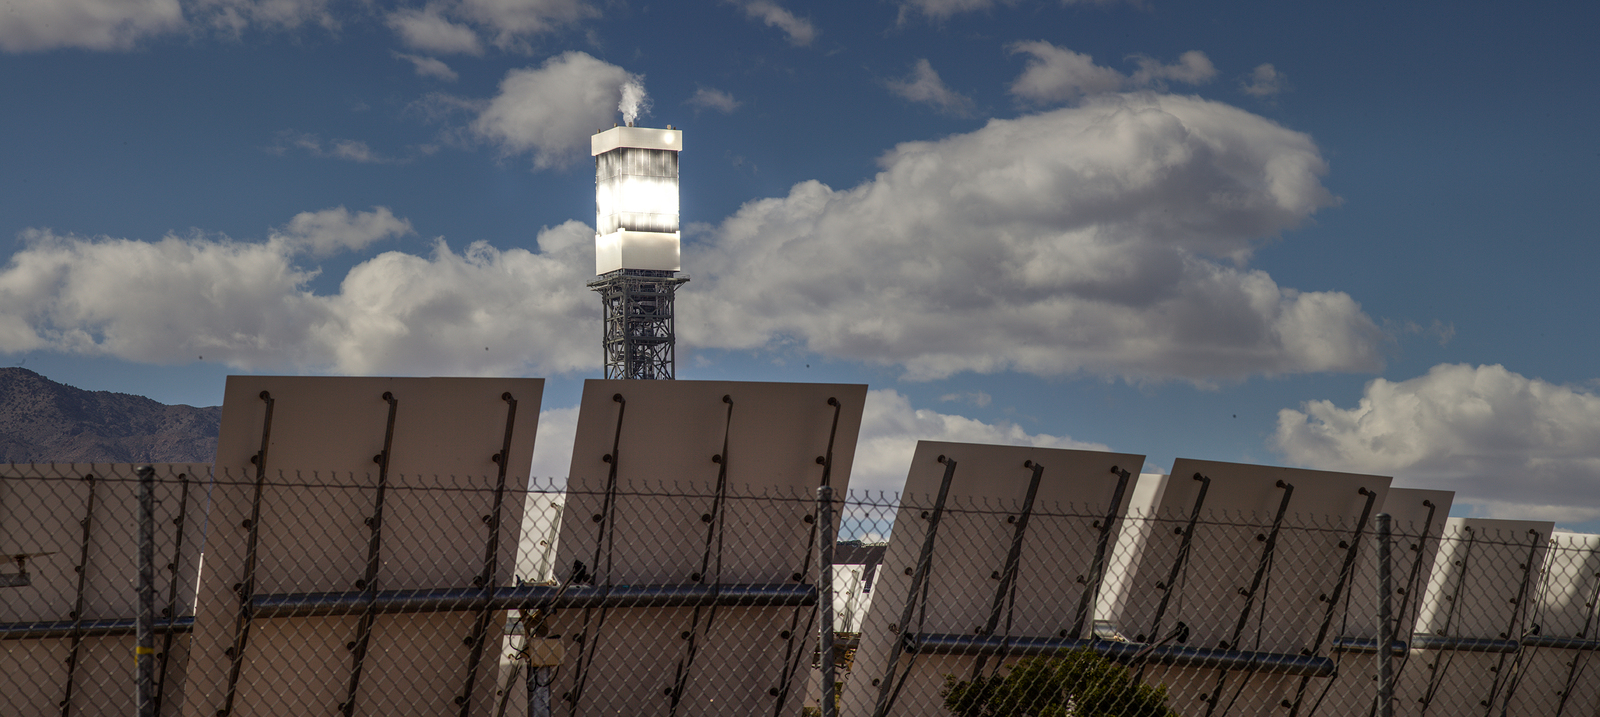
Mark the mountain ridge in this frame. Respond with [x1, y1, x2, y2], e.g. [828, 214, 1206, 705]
[0, 368, 219, 464]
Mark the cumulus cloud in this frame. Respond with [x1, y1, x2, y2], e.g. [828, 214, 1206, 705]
[686, 87, 741, 114]
[0, 216, 596, 376]
[386, 0, 594, 53]
[897, 0, 1130, 22]
[938, 391, 992, 408]
[471, 52, 637, 169]
[527, 404, 580, 481]
[1275, 364, 1600, 524]
[1130, 50, 1217, 86]
[897, 0, 1008, 21]
[5, 93, 1379, 386]
[387, 5, 482, 55]
[192, 0, 337, 34]
[269, 131, 407, 164]
[395, 52, 459, 82]
[0, 0, 183, 52]
[1010, 42, 1215, 103]
[886, 59, 975, 116]
[734, 0, 815, 46]
[0, 0, 351, 52]
[1241, 63, 1288, 97]
[270, 206, 412, 257]
[742, 1, 816, 46]
[684, 93, 1380, 382]
[458, 0, 596, 49]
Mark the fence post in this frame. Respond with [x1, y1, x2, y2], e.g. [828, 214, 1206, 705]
[136, 464, 157, 717]
[1376, 512, 1394, 717]
[818, 486, 837, 717]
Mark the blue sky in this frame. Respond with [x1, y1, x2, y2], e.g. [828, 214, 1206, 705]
[2, 0, 1598, 527]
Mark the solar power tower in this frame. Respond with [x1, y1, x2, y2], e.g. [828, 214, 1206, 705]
[587, 124, 688, 380]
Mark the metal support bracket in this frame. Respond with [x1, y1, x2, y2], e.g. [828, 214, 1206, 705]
[771, 396, 844, 717]
[1146, 473, 1213, 644]
[1482, 528, 1546, 716]
[968, 459, 1046, 681]
[1288, 486, 1378, 717]
[669, 395, 735, 716]
[59, 472, 98, 717]
[1072, 464, 1132, 641]
[1553, 540, 1600, 716]
[457, 391, 519, 716]
[154, 471, 192, 713]
[220, 390, 276, 716]
[1418, 525, 1477, 715]
[871, 454, 959, 717]
[1203, 479, 1295, 717]
[340, 392, 400, 716]
[565, 392, 627, 715]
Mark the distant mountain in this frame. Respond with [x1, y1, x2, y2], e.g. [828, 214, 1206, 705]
[0, 368, 219, 464]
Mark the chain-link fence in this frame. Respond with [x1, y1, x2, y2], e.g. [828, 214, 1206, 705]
[4, 464, 1598, 717]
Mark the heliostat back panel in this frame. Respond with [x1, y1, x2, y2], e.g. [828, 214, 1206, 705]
[842, 441, 1145, 717]
[1096, 458, 1392, 717]
[548, 379, 867, 717]
[182, 376, 543, 717]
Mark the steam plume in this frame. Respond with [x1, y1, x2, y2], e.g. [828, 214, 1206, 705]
[618, 75, 650, 126]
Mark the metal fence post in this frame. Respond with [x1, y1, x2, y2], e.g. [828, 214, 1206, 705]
[818, 485, 837, 717]
[1376, 512, 1394, 717]
[136, 464, 157, 717]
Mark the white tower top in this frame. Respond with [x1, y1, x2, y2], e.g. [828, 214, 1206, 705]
[592, 125, 683, 275]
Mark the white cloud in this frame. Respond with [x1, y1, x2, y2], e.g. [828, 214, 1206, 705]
[1130, 50, 1217, 86]
[684, 93, 1379, 382]
[735, 0, 815, 46]
[1009, 42, 1127, 102]
[459, 0, 596, 49]
[471, 52, 636, 169]
[395, 51, 460, 82]
[896, 0, 1011, 21]
[938, 391, 992, 407]
[192, 0, 337, 34]
[1009, 41, 1215, 103]
[270, 206, 412, 257]
[2, 94, 1378, 387]
[851, 389, 1108, 491]
[686, 87, 741, 114]
[269, 131, 406, 164]
[0, 0, 183, 52]
[527, 404, 580, 481]
[1241, 63, 1288, 97]
[0, 217, 596, 376]
[897, 0, 1135, 22]
[0, 0, 355, 52]
[886, 59, 974, 116]
[387, 5, 482, 55]
[1275, 364, 1600, 523]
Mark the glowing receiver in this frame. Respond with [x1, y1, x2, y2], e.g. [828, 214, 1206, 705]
[592, 126, 683, 275]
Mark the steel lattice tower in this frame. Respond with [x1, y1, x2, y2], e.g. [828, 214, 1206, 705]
[589, 269, 688, 379]
[589, 124, 687, 380]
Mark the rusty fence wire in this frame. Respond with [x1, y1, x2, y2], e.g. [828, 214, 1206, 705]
[3, 464, 1599, 717]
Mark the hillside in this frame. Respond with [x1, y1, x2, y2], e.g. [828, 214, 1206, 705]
[0, 368, 219, 464]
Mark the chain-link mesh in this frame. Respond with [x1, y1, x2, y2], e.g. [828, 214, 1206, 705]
[4, 464, 1599, 717]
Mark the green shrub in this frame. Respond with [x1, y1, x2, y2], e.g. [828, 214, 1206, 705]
[941, 648, 1177, 717]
